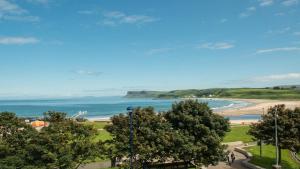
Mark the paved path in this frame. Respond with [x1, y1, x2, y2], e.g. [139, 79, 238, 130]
[208, 141, 248, 169]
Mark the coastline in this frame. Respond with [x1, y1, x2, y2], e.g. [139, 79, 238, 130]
[217, 98, 300, 116]
[87, 98, 300, 124]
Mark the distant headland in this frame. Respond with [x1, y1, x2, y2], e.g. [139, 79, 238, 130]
[125, 85, 300, 100]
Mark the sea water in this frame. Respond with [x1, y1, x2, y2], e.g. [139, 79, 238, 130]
[0, 96, 257, 120]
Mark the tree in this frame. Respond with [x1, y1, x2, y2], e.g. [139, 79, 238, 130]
[106, 107, 180, 168]
[106, 100, 230, 168]
[40, 111, 105, 169]
[164, 100, 230, 167]
[0, 112, 39, 169]
[248, 104, 300, 163]
[105, 107, 176, 168]
[0, 111, 105, 169]
[44, 111, 67, 123]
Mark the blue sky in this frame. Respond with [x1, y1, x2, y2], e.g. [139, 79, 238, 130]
[0, 0, 300, 98]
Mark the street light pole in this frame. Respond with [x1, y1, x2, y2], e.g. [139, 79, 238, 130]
[273, 107, 281, 169]
[127, 107, 134, 169]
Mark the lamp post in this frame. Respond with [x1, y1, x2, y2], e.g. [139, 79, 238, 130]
[127, 106, 134, 169]
[259, 108, 264, 157]
[273, 107, 281, 169]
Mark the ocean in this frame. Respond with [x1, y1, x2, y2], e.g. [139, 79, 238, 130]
[0, 96, 260, 120]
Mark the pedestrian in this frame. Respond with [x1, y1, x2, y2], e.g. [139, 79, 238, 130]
[231, 152, 236, 164]
[226, 154, 231, 166]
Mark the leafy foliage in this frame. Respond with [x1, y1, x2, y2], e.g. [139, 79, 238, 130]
[106, 100, 230, 168]
[105, 107, 175, 168]
[249, 105, 300, 163]
[165, 100, 230, 166]
[0, 111, 105, 169]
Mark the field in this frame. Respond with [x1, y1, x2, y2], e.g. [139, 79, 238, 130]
[246, 145, 300, 169]
[220, 88, 300, 100]
[82, 121, 112, 141]
[125, 87, 300, 100]
[223, 125, 253, 143]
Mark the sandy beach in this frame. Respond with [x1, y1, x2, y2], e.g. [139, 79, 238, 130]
[88, 99, 300, 124]
[217, 99, 300, 116]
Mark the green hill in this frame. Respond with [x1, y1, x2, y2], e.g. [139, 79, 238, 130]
[125, 86, 300, 100]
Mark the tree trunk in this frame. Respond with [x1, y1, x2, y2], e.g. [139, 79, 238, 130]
[111, 157, 116, 167]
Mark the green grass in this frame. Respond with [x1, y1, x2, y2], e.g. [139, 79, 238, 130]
[220, 88, 300, 100]
[126, 88, 300, 100]
[80, 121, 113, 142]
[82, 121, 111, 129]
[223, 125, 253, 143]
[246, 145, 300, 169]
[94, 130, 112, 141]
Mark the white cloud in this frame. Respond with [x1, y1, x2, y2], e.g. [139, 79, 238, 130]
[0, 37, 39, 45]
[0, 0, 26, 14]
[0, 0, 39, 22]
[102, 11, 158, 26]
[275, 12, 285, 16]
[239, 6, 256, 18]
[26, 0, 49, 5]
[198, 42, 235, 50]
[294, 32, 300, 36]
[75, 70, 102, 77]
[282, 0, 298, 6]
[267, 27, 291, 34]
[252, 73, 300, 82]
[1, 15, 40, 22]
[220, 18, 228, 23]
[258, 0, 274, 6]
[146, 48, 172, 55]
[77, 10, 95, 15]
[256, 47, 300, 54]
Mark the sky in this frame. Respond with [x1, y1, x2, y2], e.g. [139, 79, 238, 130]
[0, 0, 300, 98]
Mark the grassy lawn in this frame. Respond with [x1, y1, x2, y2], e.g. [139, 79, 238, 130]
[81, 121, 113, 142]
[94, 130, 112, 141]
[223, 125, 253, 143]
[83, 121, 111, 129]
[246, 145, 300, 169]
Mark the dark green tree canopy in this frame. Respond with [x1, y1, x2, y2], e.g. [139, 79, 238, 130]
[106, 107, 175, 167]
[165, 100, 230, 166]
[106, 100, 230, 167]
[249, 104, 300, 163]
[249, 104, 300, 151]
[0, 111, 104, 169]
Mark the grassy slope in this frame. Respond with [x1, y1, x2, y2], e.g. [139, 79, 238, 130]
[246, 145, 300, 169]
[223, 125, 253, 143]
[125, 88, 300, 100]
[82, 121, 112, 141]
[220, 88, 300, 100]
[83, 121, 110, 129]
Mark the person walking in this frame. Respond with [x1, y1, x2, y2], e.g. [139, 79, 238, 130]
[231, 152, 236, 164]
[226, 153, 231, 166]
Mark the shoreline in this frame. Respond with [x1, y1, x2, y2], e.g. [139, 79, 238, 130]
[217, 98, 300, 116]
[87, 98, 300, 124]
